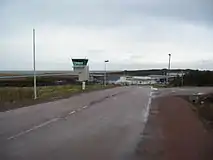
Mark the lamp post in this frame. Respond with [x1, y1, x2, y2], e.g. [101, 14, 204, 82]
[167, 53, 171, 84]
[181, 70, 184, 86]
[104, 60, 109, 86]
[33, 28, 37, 99]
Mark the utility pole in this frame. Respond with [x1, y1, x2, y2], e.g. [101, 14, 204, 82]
[33, 29, 37, 99]
[167, 53, 171, 84]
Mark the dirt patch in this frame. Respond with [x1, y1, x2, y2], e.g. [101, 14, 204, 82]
[135, 96, 213, 160]
[183, 94, 213, 130]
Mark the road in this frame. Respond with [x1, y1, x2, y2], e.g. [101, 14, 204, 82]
[0, 86, 153, 160]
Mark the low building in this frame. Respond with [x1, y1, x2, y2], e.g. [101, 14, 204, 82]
[115, 76, 157, 85]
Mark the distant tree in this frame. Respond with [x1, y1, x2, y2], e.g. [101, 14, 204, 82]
[170, 70, 213, 87]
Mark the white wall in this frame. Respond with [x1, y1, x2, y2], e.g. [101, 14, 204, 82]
[74, 66, 89, 81]
[116, 76, 157, 85]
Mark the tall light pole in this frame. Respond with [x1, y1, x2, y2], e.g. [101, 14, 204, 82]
[104, 60, 109, 86]
[181, 70, 184, 86]
[33, 29, 37, 99]
[167, 53, 171, 84]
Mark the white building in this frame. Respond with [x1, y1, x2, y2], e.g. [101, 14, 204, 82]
[115, 76, 157, 85]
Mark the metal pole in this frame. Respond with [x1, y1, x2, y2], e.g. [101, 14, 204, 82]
[104, 62, 106, 86]
[181, 70, 184, 86]
[104, 60, 109, 86]
[33, 29, 37, 99]
[167, 53, 171, 84]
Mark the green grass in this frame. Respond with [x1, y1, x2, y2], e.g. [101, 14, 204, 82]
[37, 85, 81, 98]
[0, 84, 115, 104]
[152, 84, 167, 88]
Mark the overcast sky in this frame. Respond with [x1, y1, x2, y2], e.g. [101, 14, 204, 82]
[1, 0, 213, 70]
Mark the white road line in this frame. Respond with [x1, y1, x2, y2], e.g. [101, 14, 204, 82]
[113, 97, 117, 100]
[149, 90, 153, 97]
[68, 110, 76, 115]
[144, 92, 152, 123]
[197, 92, 204, 95]
[82, 106, 88, 109]
[152, 88, 158, 91]
[3, 109, 15, 114]
[7, 118, 59, 140]
[140, 91, 153, 140]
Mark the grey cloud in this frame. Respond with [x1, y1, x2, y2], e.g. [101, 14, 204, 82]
[1, 0, 213, 70]
[90, 60, 213, 71]
[1, 58, 213, 70]
[1, 0, 213, 29]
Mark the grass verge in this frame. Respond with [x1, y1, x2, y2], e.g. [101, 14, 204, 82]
[152, 84, 167, 88]
[0, 84, 117, 112]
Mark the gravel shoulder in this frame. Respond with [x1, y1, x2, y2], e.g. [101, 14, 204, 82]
[135, 96, 213, 160]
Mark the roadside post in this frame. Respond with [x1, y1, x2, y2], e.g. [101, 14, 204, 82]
[104, 60, 109, 86]
[82, 81, 86, 90]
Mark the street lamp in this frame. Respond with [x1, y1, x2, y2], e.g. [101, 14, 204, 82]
[167, 53, 171, 84]
[104, 60, 109, 86]
[33, 28, 37, 99]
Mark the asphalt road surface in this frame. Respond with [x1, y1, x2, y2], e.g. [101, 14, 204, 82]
[0, 86, 153, 160]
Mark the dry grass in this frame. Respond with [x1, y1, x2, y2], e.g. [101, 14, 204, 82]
[37, 85, 81, 98]
[0, 84, 113, 105]
[0, 87, 34, 102]
[0, 73, 19, 76]
[152, 84, 166, 88]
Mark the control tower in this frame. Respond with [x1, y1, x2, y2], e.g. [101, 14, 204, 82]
[72, 59, 89, 81]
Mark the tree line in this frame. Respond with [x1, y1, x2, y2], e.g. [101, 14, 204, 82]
[170, 70, 213, 86]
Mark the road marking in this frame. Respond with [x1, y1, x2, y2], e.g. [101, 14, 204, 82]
[4, 109, 15, 114]
[140, 91, 153, 141]
[149, 91, 153, 97]
[152, 88, 158, 91]
[68, 110, 76, 115]
[197, 92, 204, 95]
[7, 118, 59, 140]
[82, 106, 88, 109]
[113, 97, 117, 100]
[144, 92, 152, 123]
